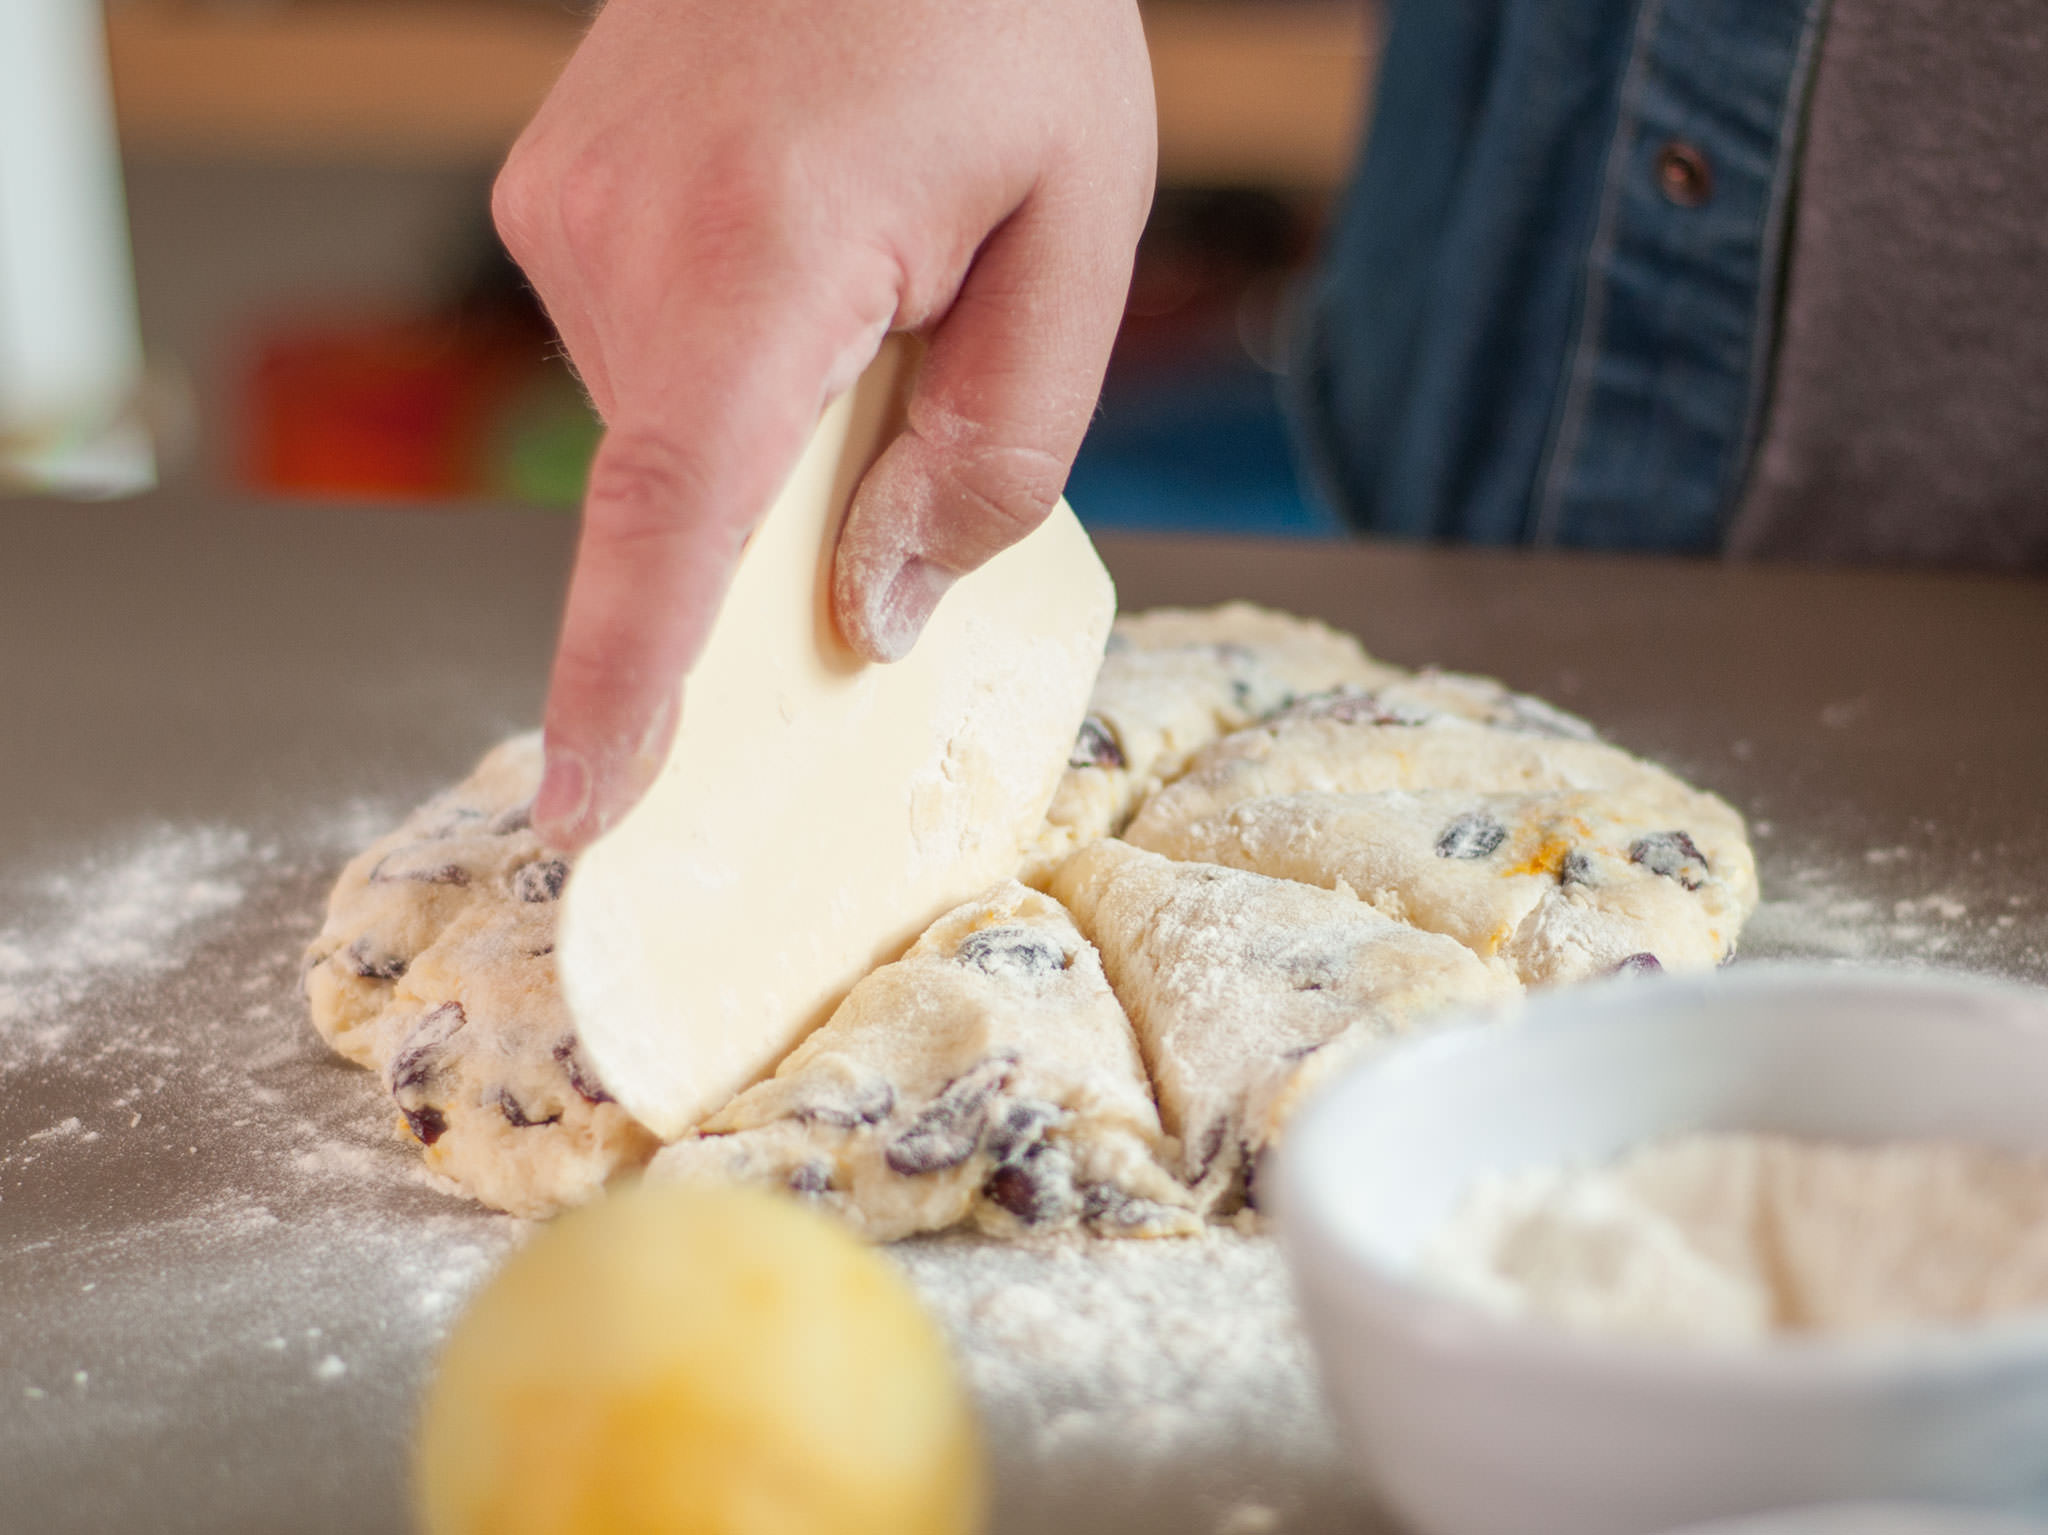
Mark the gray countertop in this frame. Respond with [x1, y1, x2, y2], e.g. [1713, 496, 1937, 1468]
[2, 492, 2044, 1535]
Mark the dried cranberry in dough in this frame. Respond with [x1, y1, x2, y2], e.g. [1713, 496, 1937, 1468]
[1630, 830, 1710, 890]
[551, 1036, 613, 1105]
[786, 1162, 833, 1195]
[403, 1105, 449, 1146]
[498, 1089, 564, 1129]
[1069, 716, 1125, 769]
[387, 1002, 466, 1096]
[511, 858, 568, 903]
[884, 1058, 1012, 1177]
[791, 1079, 897, 1129]
[369, 847, 472, 887]
[344, 939, 408, 981]
[956, 926, 1067, 980]
[985, 1146, 1075, 1225]
[1436, 811, 1509, 860]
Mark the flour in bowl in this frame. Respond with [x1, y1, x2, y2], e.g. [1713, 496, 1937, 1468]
[1423, 1132, 2048, 1341]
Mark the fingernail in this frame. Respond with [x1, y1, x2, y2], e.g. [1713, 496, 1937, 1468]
[867, 557, 955, 663]
[534, 744, 591, 845]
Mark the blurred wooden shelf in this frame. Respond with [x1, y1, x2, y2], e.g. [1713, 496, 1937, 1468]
[106, 2, 577, 166]
[1149, 1, 1376, 188]
[107, 0, 1376, 188]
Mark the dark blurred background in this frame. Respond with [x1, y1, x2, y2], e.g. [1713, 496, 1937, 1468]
[106, 0, 1378, 536]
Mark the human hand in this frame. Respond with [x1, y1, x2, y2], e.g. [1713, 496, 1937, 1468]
[493, 0, 1155, 850]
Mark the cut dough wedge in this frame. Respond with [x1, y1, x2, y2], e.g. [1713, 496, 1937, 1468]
[1024, 603, 1403, 878]
[1048, 839, 1515, 1210]
[653, 881, 1198, 1242]
[1131, 788, 1750, 985]
[1123, 680, 1759, 970]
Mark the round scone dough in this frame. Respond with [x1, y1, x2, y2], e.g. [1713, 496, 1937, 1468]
[654, 881, 1198, 1242]
[1048, 839, 1516, 1210]
[1024, 603, 1406, 878]
[304, 606, 1759, 1226]
[302, 733, 659, 1217]
[1124, 681, 1757, 984]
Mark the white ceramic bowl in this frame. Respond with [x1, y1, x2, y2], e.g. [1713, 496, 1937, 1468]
[1274, 966, 2048, 1535]
[1657, 1503, 2048, 1534]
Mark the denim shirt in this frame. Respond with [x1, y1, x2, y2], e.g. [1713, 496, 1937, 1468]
[1289, 0, 1830, 551]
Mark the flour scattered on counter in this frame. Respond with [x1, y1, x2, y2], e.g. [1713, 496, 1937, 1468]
[1896, 894, 1968, 924]
[291, 1135, 468, 1202]
[895, 1228, 1311, 1433]
[1742, 857, 1989, 966]
[891, 1228, 1355, 1528]
[0, 824, 258, 1063]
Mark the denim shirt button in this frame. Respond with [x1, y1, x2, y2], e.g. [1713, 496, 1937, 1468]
[1654, 141, 1715, 206]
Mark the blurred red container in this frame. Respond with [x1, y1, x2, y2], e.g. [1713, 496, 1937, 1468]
[242, 318, 521, 500]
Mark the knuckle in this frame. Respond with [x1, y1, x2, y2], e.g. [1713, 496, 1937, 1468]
[585, 430, 703, 542]
[489, 146, 547, 264]
[494, 124, 826, 302]
[939, 443, 1065, 547]
[492, 130, 631, 281]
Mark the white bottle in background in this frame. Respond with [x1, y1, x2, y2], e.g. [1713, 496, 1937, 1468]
[0, 0, 153, 498]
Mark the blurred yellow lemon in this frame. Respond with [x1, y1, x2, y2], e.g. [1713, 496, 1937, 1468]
[414, 1182, 984, 1535]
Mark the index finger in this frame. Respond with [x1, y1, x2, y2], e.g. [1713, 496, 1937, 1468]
[533, 301, 889, 850]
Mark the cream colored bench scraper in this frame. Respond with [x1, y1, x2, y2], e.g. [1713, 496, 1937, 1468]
[558, 336, 1116, 1141]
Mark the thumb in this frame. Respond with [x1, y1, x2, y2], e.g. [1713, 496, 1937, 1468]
[533, 314, 873, 850]
[833, 194, 1134, 663]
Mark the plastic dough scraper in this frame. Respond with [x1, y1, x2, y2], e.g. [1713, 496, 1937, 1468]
[557, 336, 1116, 1141]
